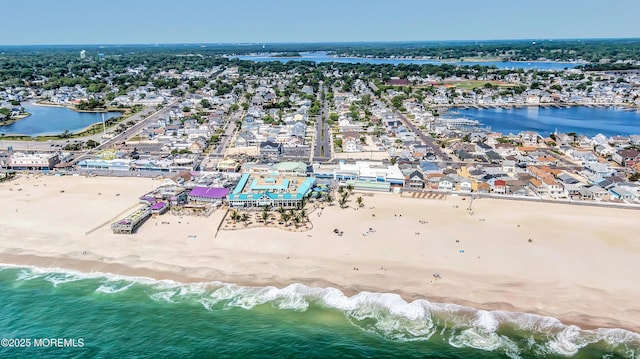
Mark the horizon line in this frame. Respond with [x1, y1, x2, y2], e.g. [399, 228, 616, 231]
[1, 37, 639, 47]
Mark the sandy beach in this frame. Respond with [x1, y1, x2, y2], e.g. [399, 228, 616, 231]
[1, 174, 639, 332]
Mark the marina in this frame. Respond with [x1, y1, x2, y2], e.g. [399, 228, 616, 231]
[453, 106, 640, 137]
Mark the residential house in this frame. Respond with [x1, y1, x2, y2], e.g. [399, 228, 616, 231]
[511, 186, 530, 197]
[235, 131, 257, 148]
[343, 139, 360, 153]
[564, 182, 583, 198]
[612, 149, 640, 167]
[594, 144, 615, 157]
[502, 160, 516, 173]
[536, 155, 559, 166]
[418, 161, 442, 175]
[405, 170, 425, 189]
[458, 178, 472, 192]
[609, 185, 635, 200]
[576, 135, 593, 148]
[555, 133, 574, 145]
[519, 131, 539, 146]
[528, 178, 545, 195]
[586, 186, 610, 201]
[493, 179, 507, 194]
[438, 176, 454, 192]
[543, 177, 564, 197]
[609, 136, 630, 146]
[475, 181, 491, 193]
[583, 161, 615, 177]
[259, 141, 283, 158]
[475, 142, 493, 154]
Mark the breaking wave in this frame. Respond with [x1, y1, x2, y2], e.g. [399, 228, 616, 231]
[4, 264, 639, 358]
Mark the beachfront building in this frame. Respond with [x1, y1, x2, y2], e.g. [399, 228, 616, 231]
[8, 152, 60, 170]
[131, 157, 196, 173]
[405, 170, 425, 189]
[140, 181, 188, 206]
[188, 187, 230, 204]
[78, 159, 132, 171]
[243, 161, 309, 177]
[227, 173, 315, 209]
[111, 206, 151, 234]
[150, 202, 169, 215]
[312, 161, 405, 187]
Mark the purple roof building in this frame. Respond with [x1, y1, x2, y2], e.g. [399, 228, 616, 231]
[188, 187, 229, 203]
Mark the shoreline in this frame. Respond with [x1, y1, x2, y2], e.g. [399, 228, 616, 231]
[1, 175, 639, 334]
[0, 252, 633, 334]
[0, 101, 127, 139]
[30, 100, 127, 113]
[310, 53, 583, 65]
[0, 113, 32, 127]
[2, 102, 637, 141]
[433, 102, 638, 109]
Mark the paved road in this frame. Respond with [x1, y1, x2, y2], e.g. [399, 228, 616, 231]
[0, 105, 162, 155]
[72, 102, 178, 164]
[214, 112, 241, 156]
[312, 85, 331, 162]
[392, 109, 450, 161]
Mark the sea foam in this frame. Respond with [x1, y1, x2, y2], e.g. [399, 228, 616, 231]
[4, 263, 639, 357]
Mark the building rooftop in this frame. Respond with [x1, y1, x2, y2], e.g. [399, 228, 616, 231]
[189, 186, 230, 198]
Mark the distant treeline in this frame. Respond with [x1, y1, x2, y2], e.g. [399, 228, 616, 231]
[328, 39, 640, 63]
[2, 39, 639, 63]
[578, 63, 640, 71]
[0, 40, 638, 95]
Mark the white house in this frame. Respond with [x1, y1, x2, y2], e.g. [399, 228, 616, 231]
[343, 139, 360, 153]
[438, 176, 454, 192]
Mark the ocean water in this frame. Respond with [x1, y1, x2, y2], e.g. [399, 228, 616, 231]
[0, 265, 638, 359]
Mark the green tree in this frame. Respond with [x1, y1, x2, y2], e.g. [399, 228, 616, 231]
[261, 207, 270, 223]
[240, 213, 249, 226]
[230, 210, 240, 224]
[338, 192, 349, 208]
[325, 193, 334, 206]
[85, 139, 99, 148]
[360, 94, 371, 106]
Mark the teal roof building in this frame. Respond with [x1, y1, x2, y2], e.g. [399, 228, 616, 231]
[228, 173, 315, 209]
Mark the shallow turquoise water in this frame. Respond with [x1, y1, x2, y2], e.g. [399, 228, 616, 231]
[0, 266, 638, 358]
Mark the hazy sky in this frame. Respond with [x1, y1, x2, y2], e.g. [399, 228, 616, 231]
[2, 0, 638, 45]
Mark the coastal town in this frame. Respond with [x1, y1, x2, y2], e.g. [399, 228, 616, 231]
[1, 46, 639, 227]
[1, 7, 640, 356]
